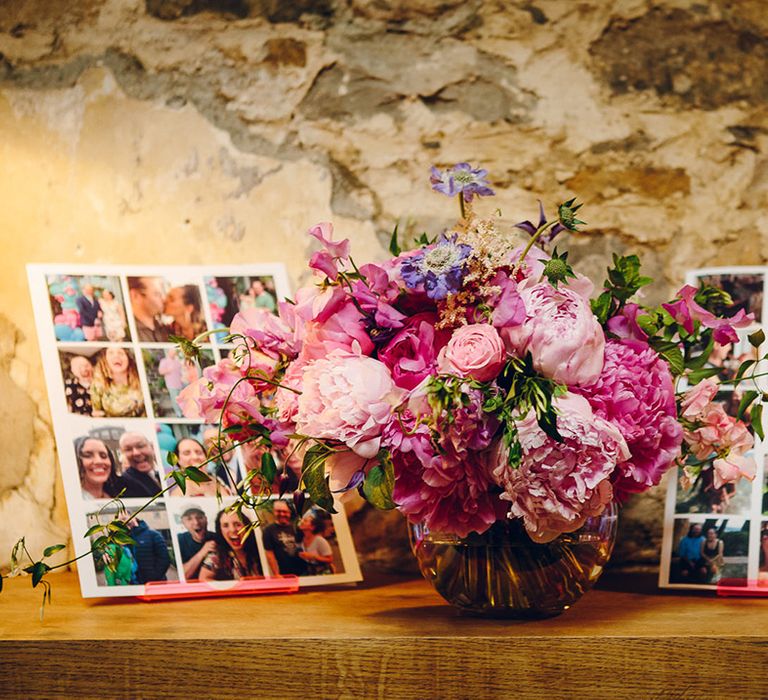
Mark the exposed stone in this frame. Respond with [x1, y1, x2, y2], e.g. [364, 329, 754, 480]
[590, 8, 768, 110]
[0, 372, 34, 492]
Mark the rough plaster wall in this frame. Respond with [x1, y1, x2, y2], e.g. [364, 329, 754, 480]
[0, 0, 766, 574]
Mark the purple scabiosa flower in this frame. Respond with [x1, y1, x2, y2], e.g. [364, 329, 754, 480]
[401, 234, 472, 300]
[515, 200, 566, 248]
[430, 162, 495, 202]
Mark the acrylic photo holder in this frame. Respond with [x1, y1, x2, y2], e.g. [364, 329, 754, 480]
[27, 264, 362, 600]
[659, 266, 768, 594]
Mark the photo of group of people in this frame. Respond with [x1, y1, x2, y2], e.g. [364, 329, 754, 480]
[662, 268, 767, 589]
[174, 499, 345, 583]
[30, 264, 360, 598]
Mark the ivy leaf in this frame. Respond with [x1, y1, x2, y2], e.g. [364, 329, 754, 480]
[737, 390, 759, 421]
[748, 329, 765, 348]
[84, 524, 104, 538]
[42, 544, 66, 559]
[687, 367, 722, 384]
[112, 532, 135, 546]
[261, 452, 277, 485]
[184, 466, 211, 484]
[388, 222, 401, 257]
[24, 561, 50, 588]
[301, 445, 336, 514]
[362, 459, 396, 510]
[751, 403, 764, 441]
[171, 470, 187, 495]
[590, 292, 612, 326]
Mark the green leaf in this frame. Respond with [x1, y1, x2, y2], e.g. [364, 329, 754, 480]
[735, 359, 756, 382]
[388, 223, 401, 256]
[737, 390, 759, 421]
[658, 345, 685, 376]
[301, 445, 336, 514]
[24, 561, 50, 588]
[167, 451, 178, 467]
[261, 452, 277, 485]
[362, 458, 396, 510]
[184, 466, 211, 484]
[43, 544, 65, 559]
[748, 329, 765, 348]
[84, 524, 104, 538]
[111, 532, 135, 546]
[687, 366, 722, 384]
[751, 402, 764, 441]
[171, 470, 187, 495]
[685, 335, 715, 370]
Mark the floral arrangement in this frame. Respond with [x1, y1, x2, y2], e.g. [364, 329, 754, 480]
[173, 163, 761, 544]
[4, 163, 764, 608]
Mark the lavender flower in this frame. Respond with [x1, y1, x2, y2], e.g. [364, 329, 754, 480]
[430, 163, 495, 202]
[401, 234, 472, 300]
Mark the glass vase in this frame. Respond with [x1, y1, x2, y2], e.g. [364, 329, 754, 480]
[409, 503, 618, 618]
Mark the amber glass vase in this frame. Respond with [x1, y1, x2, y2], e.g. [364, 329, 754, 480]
[409, 503, 618, 618]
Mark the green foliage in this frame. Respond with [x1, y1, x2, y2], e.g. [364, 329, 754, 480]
[301, 444, 337, 514]
[42, 544, 65, 559]
[591, 254, 652, 325]
[542, 248, 576, 288]
[23, 561, 50, 588]
[388, 222, 401, 256]
[362, 453, 396, 510]
[748, 328, 765, 348]
[169, 334, 201, 363]
[184, 466, 211, 484]
[557, 197, 586, 231]
[261, 452, 277, 485]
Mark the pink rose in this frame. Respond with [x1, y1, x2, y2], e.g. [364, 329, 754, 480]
[502, 281, 605, 386]
[295, 350, 404, 459]
[300, 300, 374, 361]
[437, 323, 506, 382]
[379, 313, 449, 390]
[680, 378, 719, 420]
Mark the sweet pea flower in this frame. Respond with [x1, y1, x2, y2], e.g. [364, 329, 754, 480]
[663, 285, 753, 344]
[230, 307, 298, 360]
[307, 222, 350, 280]
[295, 348, 403, 459]
[712, 454, 756, 489]
[437, 323, 506, 382]
[606, 303, 648, 342]
[502, 281, 605, 386]
[378, 313, 448, 390]
[680, 378, 719, 420]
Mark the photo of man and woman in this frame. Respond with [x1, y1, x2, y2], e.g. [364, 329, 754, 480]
[74, 425, 164, 501]
[47, 274, 130, 343]
[669, 517, 750, 585]
[87, 504, 178, 587]
[59, 346, 145, 418]
[142, 348, 215, 418]
[205, 275, 279, 330]
[127, 276, 207, 342]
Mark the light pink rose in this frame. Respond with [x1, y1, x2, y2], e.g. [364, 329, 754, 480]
[492, 393, 629, 543]
[437, 323, 506, 382]
[295, 350, 404, 459]
[502, 281, 605, 386]
[680, 378, 719, 420]
[712, 454, 756, 489]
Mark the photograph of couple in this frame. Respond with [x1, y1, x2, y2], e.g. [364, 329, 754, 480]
[87, 504, 178, 587]
[127, 276, 207, 342]
[142, 348, 215, 418]
[205, 275, 279, 331]
[48, 274, 130, 343]
[60, 346, 145, 418]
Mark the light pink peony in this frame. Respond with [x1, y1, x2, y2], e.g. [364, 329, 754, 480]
[437, 323, 506, 382]
[576, 339, 683, 500]
[295, 349, 403, 459]
[502, 281, 605, 386]
[299, 300, 374, 361]
[493, 393, 630, 543]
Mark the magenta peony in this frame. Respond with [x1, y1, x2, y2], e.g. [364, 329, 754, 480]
[493, 393, 630, 543]
[577, 339, 682, 500]
[502, 281, 605, 386]
[437, 323, 506, 382]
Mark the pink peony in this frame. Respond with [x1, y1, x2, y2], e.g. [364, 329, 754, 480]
[378, 313, 448, 390]
[384, 410, 502, 538]
[295, 349, 403, 459]
[502, 281, 605, 386]
[577, 339, 683, 500]
[493, 393, 630, 543]
[437, 323, 506, 382]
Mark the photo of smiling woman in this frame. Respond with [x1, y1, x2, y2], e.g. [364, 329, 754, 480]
[75, 436, 123, 501]
[199, 509, 262, 581]
[90, 347, 145, 418]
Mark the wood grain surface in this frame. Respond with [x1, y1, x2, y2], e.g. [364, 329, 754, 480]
[1, 572, 767, 699]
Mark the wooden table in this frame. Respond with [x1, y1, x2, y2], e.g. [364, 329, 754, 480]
[1, 571, 766, 699]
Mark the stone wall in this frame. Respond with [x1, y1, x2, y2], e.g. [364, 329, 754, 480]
[1, 0, 766, 574]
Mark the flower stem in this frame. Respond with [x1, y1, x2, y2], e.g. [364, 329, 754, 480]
[459, 194, 466, 220]
[514, 219, 557, 274]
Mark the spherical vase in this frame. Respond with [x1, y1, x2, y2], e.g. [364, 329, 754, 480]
[409, 503, 618, 618]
